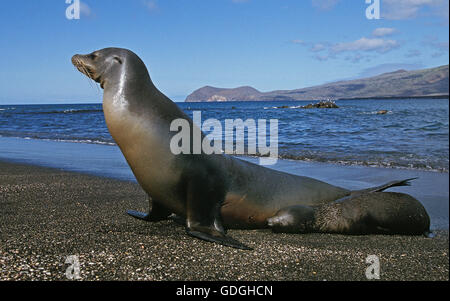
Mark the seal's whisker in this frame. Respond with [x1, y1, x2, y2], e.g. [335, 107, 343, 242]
[72, 56, 101, 95]
[80, 63, 98, 92]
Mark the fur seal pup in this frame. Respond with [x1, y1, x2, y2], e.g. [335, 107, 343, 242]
[268, 191, 431, 236]
[72, 48, 431, 250]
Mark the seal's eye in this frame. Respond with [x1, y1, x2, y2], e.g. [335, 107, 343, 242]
[113, 56, 123, 64]
[89, 53, 98, 60]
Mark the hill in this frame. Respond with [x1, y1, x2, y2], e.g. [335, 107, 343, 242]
[185, 65, 449, 102]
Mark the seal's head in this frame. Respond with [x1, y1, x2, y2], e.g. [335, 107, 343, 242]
[71, 48, 150, 90]
[267, 205, 315, 233]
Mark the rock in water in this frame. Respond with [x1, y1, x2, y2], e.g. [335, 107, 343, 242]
[302, 100, 339, 109]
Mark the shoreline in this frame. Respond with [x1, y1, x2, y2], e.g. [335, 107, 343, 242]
[0, 136, 448, 230]
[0, 160, 448, 280]
[1, 135, 448, 174]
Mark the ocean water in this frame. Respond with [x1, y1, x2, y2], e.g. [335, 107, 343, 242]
[0, 98, 448, 172]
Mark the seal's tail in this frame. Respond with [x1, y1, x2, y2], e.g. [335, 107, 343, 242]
[351, 178, 418, 196]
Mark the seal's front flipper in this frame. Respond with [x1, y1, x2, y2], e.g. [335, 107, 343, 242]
[184, 170, 252, 250]
[185, 205, 253, 250]
[127, 197, 171, 222]
[187, 228, 252, 250]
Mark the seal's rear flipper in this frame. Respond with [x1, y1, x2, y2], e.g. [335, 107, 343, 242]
[352, 177, 418, 196]
[187, 229, 252, 250]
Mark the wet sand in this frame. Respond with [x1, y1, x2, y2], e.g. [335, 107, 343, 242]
[0, 160, 448, 281]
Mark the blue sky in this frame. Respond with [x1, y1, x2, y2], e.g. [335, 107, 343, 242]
[0, 0, 448, 104]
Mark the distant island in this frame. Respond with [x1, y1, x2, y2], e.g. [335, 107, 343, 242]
[185, 65, 449, 102]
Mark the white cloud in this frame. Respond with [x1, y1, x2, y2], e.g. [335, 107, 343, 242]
[357, 63, 424, 78]
[311, 0, 340, 10]
[405, 49, 422, 58]
[433, 41, 449, 52]
[143, 0, 158, 12]
[372, 27, 396, 37]
[80, 1, 92, 17]
[422, 36, 449, 58]
[331, 37, 399, 54]
[382, 0, 448, 21]
[422, 35, 449, 56]
[310, 43, 327, 52]
[291, 39, 305, 45]
[293, 35, 400, 62]
[344, 53, 367, 63]
[433, 0, 449, 24]
[313, 54, 329, 61]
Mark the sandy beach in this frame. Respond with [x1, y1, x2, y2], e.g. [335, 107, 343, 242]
[0, 160, 448, 281]
[1, 0, 448, 285]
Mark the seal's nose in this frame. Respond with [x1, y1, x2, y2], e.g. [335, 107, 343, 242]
[71, 55, 81, 66]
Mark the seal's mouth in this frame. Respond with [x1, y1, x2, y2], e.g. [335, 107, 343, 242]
[71, 55, 105, 88]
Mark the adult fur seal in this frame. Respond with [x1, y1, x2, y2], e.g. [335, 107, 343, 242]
[72, 48, 431, 250]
